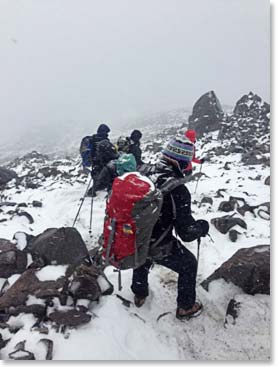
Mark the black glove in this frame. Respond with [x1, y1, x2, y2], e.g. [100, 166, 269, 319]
[195, 219, 209, 237]
[185, 220, 209, 240]
[200, 158, 205, 164]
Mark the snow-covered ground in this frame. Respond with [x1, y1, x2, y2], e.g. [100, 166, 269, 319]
[0, 135, 270, 360]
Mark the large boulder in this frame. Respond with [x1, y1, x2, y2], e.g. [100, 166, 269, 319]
[188, 91, 224, 137]
[201, 245, 270, 295]
[28, 227, 89, 266]
[0, 239, 28, 278]
[0, 167, 18, 186]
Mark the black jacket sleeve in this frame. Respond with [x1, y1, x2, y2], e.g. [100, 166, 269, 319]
[171, 184, 201, 242]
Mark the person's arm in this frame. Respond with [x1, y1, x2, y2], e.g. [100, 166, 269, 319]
[171, 185, 207, 242]
[192, 156, 202, 164]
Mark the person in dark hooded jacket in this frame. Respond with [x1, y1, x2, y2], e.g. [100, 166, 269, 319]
[87, 123, 118, 196]
[128, 130, 144, 167]
[131, 135, 209, 320]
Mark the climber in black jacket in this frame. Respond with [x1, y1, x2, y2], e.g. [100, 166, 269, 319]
[132, 135, 209, 320]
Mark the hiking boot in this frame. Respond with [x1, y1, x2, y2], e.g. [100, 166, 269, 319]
[176, 302, 203, 320]
[134, 295, 146, 308]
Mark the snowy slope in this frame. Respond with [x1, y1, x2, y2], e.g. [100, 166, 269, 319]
[0, 129, 270, 361]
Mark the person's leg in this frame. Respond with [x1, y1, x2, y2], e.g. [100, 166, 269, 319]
[157, 239, 197, 310]
[131, 259, 153, 300]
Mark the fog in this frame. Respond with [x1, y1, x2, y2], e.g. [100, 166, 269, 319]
[0, 0, 270, 142]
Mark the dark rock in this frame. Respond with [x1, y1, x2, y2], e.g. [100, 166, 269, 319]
[29, 227, 89, 266]
[17, 202, 28, 208]
[224, 299, 241, 327]
[0, 334, 9, 350]
[8, 304, 46, 318]
[0, 167, 18, 186]
[201, 245, 270, 295]
[236, 203, 256, 217]
[67, 263, 101, 302]
[32, 200, 42, 208]
[0, 239, 27, 278]
[199, 197, 213, 207]
[241, 151, 262, 165]
[218, 200, 236, 212]
[25, 180, 41, 189]
[249, 175, 262, 181]
[38, 167, 61, 178]
[38, 339, 53, 360]
[16, 211, 34, 224]
[184, 171, 210, 183]
[0, 268, 66, 311]
[0, 201, 17, 207]
[48, 309, 91, 327]
[215, 189, 227, 198]
[188, 91, 224, 137]
[8, 340, 35, 360]
[264, 176, 270, 185]
[211, 214, 247, 234]
[223, 162, 231, 170]
[229, 229, 240, 242]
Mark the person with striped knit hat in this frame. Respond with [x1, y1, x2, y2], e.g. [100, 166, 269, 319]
[132, 135, 209, 320]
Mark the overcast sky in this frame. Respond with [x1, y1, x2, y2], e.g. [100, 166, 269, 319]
[0, 0, 270, 139]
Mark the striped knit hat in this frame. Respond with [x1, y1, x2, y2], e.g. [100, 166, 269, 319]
[162, 136, 194, 163]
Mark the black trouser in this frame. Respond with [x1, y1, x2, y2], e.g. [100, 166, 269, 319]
[131, 239, 197, 310]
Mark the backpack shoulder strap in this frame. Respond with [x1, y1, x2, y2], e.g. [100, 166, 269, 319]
[159, 177, 186, 195]
[150, 178, 184, 251]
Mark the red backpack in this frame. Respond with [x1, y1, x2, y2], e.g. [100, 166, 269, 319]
[102, 172, 185, 271]
[102, 172, 162, 270]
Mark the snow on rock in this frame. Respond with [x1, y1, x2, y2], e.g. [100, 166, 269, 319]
[13, 232, 28, 251]
[35, 265, 68, 282]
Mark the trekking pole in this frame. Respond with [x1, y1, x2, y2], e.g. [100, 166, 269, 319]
[196, 237, 201, 277]
[72, 177, 92, 227]
[194, 164, 203, 194]
[89, 180, 94, 237]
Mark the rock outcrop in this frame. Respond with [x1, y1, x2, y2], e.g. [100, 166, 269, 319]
[218, 92, 270, 164]
[188, 91, 224, 137]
